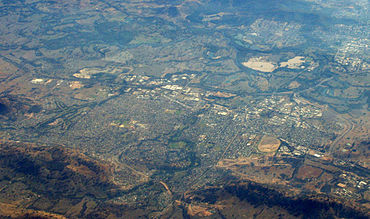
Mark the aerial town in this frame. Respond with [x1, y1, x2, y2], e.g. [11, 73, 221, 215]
[0, 0, 368, 218]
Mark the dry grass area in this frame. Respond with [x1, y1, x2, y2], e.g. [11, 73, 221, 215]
[296, 165, 323, 180]
[217, 155, 294, 185]
[187, 204, 213, 217]
[258, 135, 281, 152]
[0, 202, 66, 219]
[0, 58, 19, 79]
[332, 110, 369, 167]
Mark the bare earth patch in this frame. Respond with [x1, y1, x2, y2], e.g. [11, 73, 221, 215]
[288, 81, 301, 89]
[242, 57, 277, 72]
[280, 56, 305, 69]
[69, 81, 83, 89]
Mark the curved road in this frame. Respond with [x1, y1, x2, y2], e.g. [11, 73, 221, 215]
[329, 115, 354, 154]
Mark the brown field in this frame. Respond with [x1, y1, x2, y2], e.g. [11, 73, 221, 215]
[296, 165, 323, 180]
[258, 135, 281, 152]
